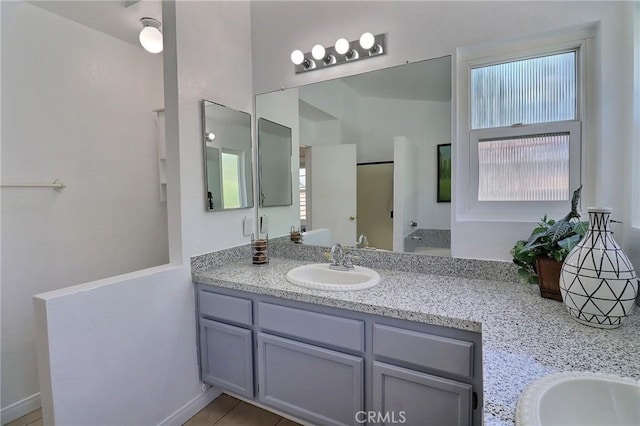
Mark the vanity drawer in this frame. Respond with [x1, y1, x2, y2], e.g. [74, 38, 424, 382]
[199, 290, 252, 326]
[258, 302, 364, 353]
[373, 324, 474, 379]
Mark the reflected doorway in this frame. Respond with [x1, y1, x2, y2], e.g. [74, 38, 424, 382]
[357, 162, 393, 250]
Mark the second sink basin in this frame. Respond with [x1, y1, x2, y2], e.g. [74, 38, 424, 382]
[516, 371, 640, 426]
[286, 263, 381, 291]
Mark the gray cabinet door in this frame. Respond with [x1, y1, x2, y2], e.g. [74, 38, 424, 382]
[200, 318, 253, 398]
[257, 332, 363, 426]
[372, 361, 472, 426]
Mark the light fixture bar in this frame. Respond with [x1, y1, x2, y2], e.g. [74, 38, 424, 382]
[293, 33, 386, 74]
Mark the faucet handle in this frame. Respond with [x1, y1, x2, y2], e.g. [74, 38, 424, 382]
[343, 253, 354, 269]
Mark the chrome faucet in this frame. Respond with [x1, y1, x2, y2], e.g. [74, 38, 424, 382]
[329, 243, 354, 270]
[330, 243, 344, 266]
[356, 234, 369, 249]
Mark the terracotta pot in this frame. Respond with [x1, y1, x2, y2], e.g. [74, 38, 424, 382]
[536, 257, 563, 301]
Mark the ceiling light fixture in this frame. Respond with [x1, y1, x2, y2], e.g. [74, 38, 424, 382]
[290, 32, 386, 74]
[139, 17, 163, 54]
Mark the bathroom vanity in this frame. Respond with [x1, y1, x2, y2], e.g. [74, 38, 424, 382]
[192, 253, 640, 426]
[196, 284, 482, 426]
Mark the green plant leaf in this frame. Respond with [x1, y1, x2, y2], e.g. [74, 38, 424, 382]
[523, 231, 549, 249]
[547, 220, 573, 242]
[561, 185, 583, 221]
[574, 221, 589, 237]
[527, 275, 540, 285]
[557, 234, 581, 251]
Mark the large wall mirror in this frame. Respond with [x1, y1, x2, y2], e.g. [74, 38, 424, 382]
[254, 56, 452, 255]
[202, 100, 254, 211]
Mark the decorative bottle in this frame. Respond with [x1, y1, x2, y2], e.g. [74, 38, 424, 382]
[560, 207, 638, 329]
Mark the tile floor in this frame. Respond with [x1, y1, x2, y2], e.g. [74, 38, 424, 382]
[5, 394, 299, 426]
[183, 394, 300, 426]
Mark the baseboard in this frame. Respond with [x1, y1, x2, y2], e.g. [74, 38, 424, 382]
[1, 393, 41, 425]
[158, 386, 221, 426]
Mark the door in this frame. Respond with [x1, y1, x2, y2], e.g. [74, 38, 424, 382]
[309, 144, 357, 246]
[200, 318, 254, 398]
[372, 362, 472, 426]
[357, 162, 393, 250]
[257, 332, 363, 426]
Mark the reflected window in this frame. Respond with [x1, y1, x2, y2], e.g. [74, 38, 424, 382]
[221, 149, 245, 209]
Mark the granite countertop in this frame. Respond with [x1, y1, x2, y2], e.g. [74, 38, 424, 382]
[192, 257, 640, 425]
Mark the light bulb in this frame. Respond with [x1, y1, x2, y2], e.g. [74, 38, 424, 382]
[290, 50, 304, 65]
[359, 32, 375, 50]
[311, 44, 326, 60]
[206, 133, 216, 142]
[139, 26, 163, 53]
[335, 38, 350, 55]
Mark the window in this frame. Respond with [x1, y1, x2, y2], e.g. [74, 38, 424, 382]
[471, 52, 577, 130]
[470, 51, 580, 204]
[463, 45, 584, 220]
[299, 168, 307, 221]
[221, 150, 247, 209]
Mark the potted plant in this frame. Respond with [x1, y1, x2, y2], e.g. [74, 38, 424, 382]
[510, 186, 588, 300]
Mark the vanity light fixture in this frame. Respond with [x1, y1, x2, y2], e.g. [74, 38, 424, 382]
[139, 17, 163, 54]
[290, 32, 386, 74]
[291, 49, 316, 71]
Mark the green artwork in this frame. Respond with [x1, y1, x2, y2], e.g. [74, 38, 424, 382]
[437, 144, 451, 203]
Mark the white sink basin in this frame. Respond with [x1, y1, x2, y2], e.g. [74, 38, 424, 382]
[516, 372, 640, 426]
[286, 263, 381, 291]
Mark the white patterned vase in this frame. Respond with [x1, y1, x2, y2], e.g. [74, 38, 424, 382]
[560, 207, 638, 329]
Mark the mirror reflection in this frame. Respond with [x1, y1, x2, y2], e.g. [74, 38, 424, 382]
[258, 118, 293, 207]
[255, 56, 452, 255]
[202, 100, 254, 211]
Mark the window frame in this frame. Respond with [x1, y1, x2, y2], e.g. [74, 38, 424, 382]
[457, 36, 589, 222]
[633, 2, 640, 229]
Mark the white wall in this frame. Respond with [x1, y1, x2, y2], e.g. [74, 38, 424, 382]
[1, 1, 167, 420]
[32, 1, 255, 425]
[393, 136, 419, 251]
[622, 1, 640, 273]
[359, 98, 451, 230]
[250, 1, 634, 261]
[299, 80, 361, 145]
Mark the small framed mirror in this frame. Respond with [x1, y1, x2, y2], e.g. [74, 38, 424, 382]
[258, 118, 293, 207]
[202, 100, 254, 211]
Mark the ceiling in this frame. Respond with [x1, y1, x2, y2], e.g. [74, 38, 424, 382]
[341, 56, 452, 102]
[299, 99, 337, 122]
[28, 0, 162, 49]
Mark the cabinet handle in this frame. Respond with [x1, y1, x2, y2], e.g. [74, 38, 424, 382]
[472, 392, 478, 409]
